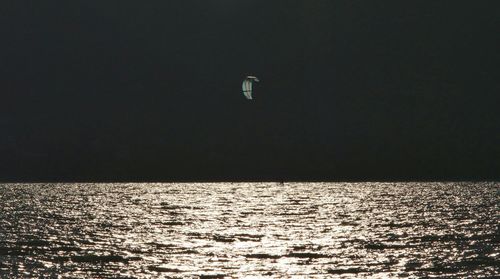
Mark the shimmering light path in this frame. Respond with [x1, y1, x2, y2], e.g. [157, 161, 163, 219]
[0, 182, 498, 278]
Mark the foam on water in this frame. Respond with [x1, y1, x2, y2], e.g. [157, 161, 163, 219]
[0, 182, 498, 278]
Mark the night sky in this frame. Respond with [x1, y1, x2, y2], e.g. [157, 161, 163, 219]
[1, 1, 499, 181]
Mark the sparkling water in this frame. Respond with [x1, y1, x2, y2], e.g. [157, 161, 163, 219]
[0, 182, 498, 278]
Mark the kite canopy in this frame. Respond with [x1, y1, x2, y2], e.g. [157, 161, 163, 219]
[242, 76, 259, 100]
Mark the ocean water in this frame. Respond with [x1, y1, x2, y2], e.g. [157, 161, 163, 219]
[0, 182, 498, 278]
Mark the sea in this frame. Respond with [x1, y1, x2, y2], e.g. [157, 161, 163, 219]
[0, 182, 498, 278]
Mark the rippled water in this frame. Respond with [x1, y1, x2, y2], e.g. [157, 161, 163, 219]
[0, 182, 498, 278]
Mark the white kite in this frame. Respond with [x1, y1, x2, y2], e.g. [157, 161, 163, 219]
[242, 76, 259, 100]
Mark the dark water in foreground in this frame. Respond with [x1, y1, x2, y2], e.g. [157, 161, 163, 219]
[0, 182, 498, 278]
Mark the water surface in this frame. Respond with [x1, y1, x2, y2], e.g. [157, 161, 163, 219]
[0, 182, 498, 278]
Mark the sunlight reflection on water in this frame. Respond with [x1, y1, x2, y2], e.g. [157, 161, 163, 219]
[0, 182, 498, 278]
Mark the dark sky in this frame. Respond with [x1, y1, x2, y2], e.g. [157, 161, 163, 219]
[1, 1, 499, 181]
